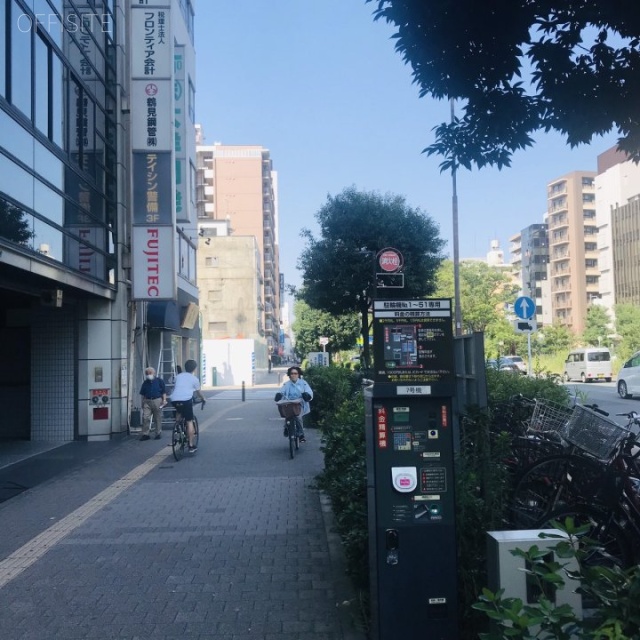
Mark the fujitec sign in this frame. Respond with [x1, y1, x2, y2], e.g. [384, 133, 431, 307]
[377, 248, 403, 273]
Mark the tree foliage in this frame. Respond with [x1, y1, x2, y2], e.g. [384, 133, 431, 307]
[291, 299, 361, 360]
[537, 322, 575, 356]
[581, 304, 611, 347]
[298, 187, 445, 365]
[434, 260, 520, 335]
[0, 198, 35, 245]
[368, 1, 640, 169]
[614, 303, 640, 362]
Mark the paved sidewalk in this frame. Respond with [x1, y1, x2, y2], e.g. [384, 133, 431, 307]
[0, 393, 366, 640]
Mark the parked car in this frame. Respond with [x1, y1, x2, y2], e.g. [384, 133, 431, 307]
[617, 351, 640, 399]
[502, 355, 527, 374]
[486, 358, 521, 373]
[563, 347, 612, 383]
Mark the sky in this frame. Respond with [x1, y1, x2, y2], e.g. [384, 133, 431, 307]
[194, 0, 619, 290]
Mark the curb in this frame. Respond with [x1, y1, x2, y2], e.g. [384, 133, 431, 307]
[319, 491, 370, 640]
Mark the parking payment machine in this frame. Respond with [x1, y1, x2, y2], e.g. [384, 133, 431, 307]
[366, 299, 458, 639]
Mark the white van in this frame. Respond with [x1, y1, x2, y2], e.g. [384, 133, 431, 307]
[563, 348, 612, 383]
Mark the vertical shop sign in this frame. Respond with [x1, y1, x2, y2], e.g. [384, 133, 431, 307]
[131, 1, 176, 300]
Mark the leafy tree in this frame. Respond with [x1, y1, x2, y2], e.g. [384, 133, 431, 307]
[537, 322, 574, 356]
[291, 299, 361, 361]
[368, 1, 640, 169]
[298, 187, 445, 367]
[434, 260, 520, 334]
[614, 303, 640, 362]
[0, 198, 34, 245]
[582, 304, 611, 347]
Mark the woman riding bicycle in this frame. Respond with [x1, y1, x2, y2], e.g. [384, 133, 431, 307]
[274, 366, 313, 443]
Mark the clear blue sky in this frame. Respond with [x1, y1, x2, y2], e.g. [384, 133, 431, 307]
[194, 0, 619, 289]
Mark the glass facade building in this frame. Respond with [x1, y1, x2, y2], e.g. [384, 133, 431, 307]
[1, 0, 118, 286]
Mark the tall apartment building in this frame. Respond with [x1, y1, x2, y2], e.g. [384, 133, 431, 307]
[509, 224, 551, 326]
[547, 171, 598, 334]
[595, 146, 640, 315]
[195, 135, 281, 356]
[0, 0, 199, 444]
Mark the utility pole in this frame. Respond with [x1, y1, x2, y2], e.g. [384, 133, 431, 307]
[451, 99, 462, 336]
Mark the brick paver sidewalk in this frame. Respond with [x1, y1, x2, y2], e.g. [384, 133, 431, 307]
[0, 394, 365, 640]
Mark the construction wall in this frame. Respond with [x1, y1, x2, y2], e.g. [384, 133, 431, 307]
[202, 339, 268, 386]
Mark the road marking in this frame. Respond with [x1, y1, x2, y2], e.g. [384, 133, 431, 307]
[0, 447, 170, 590]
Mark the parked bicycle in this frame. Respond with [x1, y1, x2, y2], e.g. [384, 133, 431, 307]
[510, 405, 640, 567]
[171, 397, 205, 461]
[276, 398, 303, 459]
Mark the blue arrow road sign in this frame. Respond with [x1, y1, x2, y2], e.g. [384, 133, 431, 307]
[514, 296, 536, 320]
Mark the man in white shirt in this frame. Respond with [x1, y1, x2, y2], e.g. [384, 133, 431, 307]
[170, 359, 206, 452]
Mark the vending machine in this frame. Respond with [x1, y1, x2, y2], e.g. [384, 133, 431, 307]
[366, 299, 459, 639]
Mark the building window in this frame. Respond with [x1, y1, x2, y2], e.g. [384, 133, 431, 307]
[188, 78, 195, 122]
[0, 0, 6, 97]
[10, 0, 32, 117]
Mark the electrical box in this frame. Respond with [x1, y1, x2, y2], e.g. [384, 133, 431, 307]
[487, 530, 582, 616]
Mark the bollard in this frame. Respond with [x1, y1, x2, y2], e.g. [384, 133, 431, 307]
[241, 380, 245, 401]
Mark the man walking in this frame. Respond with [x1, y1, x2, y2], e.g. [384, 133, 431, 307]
[139, 367, 167, 440]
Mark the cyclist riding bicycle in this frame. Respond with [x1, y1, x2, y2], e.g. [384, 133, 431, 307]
[274, 366, 313, 443]
[170, 359, 206, 453]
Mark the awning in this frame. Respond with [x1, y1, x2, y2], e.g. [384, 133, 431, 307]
[146, 301, 180, 330]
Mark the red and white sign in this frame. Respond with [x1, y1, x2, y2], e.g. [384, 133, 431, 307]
[377, 248, 403, 273]
[132, 226, 176, 299]
[376, 406, 388, 449]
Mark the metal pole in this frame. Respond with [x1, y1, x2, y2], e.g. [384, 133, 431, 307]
[241, 380, 245, 402]
[527, 332, 532, 377]
[451, 99, 462, 336]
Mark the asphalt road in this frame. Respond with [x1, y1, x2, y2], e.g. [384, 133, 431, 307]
[562, 380, 640, 420]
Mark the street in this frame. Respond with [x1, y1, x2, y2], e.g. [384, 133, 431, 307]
[562, 381, 640, 419]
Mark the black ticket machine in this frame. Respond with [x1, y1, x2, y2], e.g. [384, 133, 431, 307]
[365, 299, 458, 639]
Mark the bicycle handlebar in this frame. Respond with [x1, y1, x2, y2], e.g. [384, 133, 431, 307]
[582, 403, 609, 416]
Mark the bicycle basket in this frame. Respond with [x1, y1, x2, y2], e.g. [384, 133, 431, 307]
[560, 404, 630, 461]
[528, 398, 574, 434]
[277, 401, 302, 419]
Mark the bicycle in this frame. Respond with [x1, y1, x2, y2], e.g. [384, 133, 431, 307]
[510, 406, 640, 567]
[171, 398, 205, 461]
[276, 398, 303, 459]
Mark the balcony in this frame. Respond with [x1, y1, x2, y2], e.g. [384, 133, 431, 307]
[548, 215, 569, 231]
[551, 280, 571, 294]
[554, 296, 572, 311]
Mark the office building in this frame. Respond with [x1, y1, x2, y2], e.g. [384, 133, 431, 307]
[595, 146, 640, 314]
[0, 0, 199, 443]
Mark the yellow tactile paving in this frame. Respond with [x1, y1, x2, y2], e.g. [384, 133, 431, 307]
[0, 448, 169, 590]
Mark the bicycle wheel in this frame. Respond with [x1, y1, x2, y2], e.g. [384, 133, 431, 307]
[172, 423, 186, 461]
[511, 454, 604, 528]
[541, 505, 633, 570]
[287, 419, 295, 459]
[192, 415, 199, 448]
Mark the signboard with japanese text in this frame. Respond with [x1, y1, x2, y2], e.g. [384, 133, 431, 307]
[131, 7, 172, 79]
[372, 299, 454, 394]
[131, 80, 173, 151]
[131, 0, 175, 300]
[174, 46, 188, 222]
[132, 152, 172, 224]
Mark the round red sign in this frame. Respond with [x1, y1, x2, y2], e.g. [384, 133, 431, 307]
[378, 249, 403, 273]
